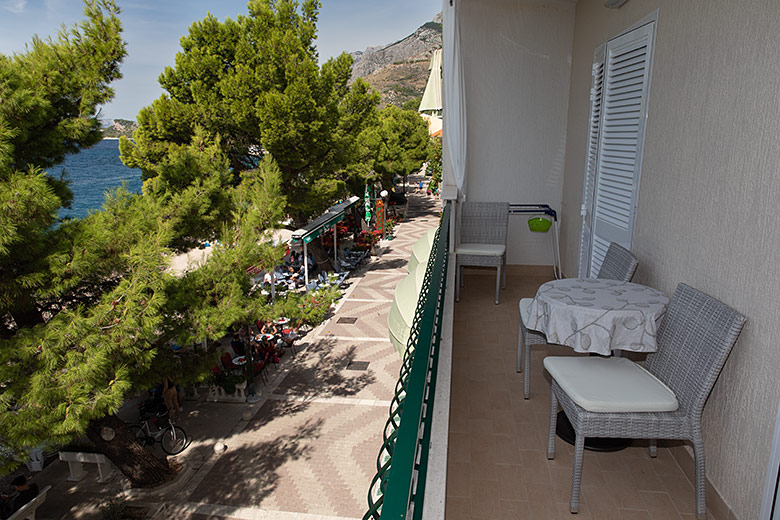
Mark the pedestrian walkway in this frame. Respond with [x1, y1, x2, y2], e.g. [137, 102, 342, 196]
[31, 180, 441, 519]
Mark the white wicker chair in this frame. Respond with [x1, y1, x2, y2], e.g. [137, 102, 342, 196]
[517, 242, 638, 398]
[454, 202, 509, 305]
[544, 283, 746, 519]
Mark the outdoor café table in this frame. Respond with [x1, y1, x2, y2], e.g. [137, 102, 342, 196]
[525, 278, 668, 356]
[273, 317, 290, 327]
[232, 355, 246, 366]
[525, 277, 669, 450]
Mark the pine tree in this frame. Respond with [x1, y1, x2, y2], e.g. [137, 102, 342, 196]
[0, 2, 291, 484]
[0, 0, 127, 330]
[352, 104, 432, 192]
[119, 0, 380, 224]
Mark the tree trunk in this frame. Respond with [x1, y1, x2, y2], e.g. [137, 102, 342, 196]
[307, 237, 334, 273]
[86, 415, 177, 488]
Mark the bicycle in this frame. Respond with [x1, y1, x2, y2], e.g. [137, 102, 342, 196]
[130, 408, 188, 455]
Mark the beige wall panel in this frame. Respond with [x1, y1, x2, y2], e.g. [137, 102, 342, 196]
[561, 0, 780, 516]
[459, 0, 575, 264]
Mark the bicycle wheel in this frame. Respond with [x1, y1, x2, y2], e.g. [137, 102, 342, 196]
[160, 425, 187, 455]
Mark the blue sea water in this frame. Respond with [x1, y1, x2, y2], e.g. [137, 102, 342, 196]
[52, 139, 143, 220]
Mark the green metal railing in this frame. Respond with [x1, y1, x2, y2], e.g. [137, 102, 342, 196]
[364, 201, 451, 520]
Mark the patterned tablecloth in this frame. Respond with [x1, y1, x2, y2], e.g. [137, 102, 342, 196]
[526, 278, 669, 355]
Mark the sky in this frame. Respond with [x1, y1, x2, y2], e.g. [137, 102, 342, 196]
[0, 0, 441, 121]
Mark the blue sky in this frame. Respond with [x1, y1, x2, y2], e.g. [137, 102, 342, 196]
[0, 0, 440, 120]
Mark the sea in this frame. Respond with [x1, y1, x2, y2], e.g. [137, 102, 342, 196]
[53, 139, 143, 220]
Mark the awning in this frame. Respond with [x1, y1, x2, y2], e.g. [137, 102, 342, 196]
[388, 261, 427, 356]
[408, 228, 437, 273]
[419, 49, 443, 114]
[291, 196, 361, 245]
[388, 230, 437, 356]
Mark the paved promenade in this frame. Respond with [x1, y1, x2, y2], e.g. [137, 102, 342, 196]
[32, 182, 440, 519]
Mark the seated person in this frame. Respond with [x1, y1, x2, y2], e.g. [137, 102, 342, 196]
[250, 337, 264, 359]
[0, 476, 39, 519]
[258, 335, 281, 362]
[270, 320, 297, 348]
[230, 332, 246, 356]
[288, 250, 301, 269]
[277, 328, 298, 350]
[260, 319, 276, 335]
[263, 271, 274, 289]
[238, 327, 249, 346]
[285, 266, 301, 287]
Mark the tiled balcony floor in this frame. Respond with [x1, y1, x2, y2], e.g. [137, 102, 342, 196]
[445, 269, 717, 520]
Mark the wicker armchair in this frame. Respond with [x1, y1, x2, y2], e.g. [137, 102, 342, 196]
[544, 283, 746, 519]
[454, 201, 509, 305]
[517, 242, 639, 398]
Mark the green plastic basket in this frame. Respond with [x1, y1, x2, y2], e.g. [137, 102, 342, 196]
[528, 215, 552, 233]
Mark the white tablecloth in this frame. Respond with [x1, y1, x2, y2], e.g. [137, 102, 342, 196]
[526, 278, 668, 355]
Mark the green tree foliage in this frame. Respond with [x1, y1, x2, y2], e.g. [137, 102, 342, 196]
[401, 97, 422, 112]
[0, 0, 127, 329]
[428, 137, 442, 191]
[0, 2, 300, 478]
[120, 0, 379, 223]
[352, 104, 432, 191]
[0, 0, 126, 174]
[1, 148, 288, 477]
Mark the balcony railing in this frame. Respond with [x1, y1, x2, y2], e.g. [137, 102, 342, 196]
[364, 201, 451, 520]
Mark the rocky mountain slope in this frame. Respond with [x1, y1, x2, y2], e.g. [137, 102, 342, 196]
[350, 15, 442, 108]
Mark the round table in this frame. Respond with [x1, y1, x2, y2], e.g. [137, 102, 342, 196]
[257, 334, 275, 342]
[232, 356, 246, 366]
[274, 317, 290, 327]
[526, 278, 668, 356]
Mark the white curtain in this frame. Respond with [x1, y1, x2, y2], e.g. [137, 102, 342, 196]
[442, 0, 467, 201]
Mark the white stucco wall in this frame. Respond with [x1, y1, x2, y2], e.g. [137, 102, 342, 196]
[458, 0, 576, 265]
[560, 1, 780, 517]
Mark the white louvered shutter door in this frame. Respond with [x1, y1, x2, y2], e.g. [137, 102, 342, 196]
[578, 44, 605, 278]
[589, 21, 655, 277]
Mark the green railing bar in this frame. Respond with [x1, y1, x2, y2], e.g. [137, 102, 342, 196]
[379, 201, 450, 520]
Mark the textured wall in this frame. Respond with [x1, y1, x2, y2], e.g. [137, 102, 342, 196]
[459, 0, 576, 264]
[559, 1, 780, 517]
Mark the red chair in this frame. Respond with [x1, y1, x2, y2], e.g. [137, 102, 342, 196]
[253, 359, 267, 385]
[220, 352, 239, 372]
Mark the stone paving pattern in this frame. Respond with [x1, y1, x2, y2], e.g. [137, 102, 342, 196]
[28, 178, 439, 519]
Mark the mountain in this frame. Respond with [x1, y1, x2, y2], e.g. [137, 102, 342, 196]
[350, 15, 442, 108]
[101, 119, 138, 139]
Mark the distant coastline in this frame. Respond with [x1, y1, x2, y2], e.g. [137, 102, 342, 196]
[101, 118, 137, 139]
[102, 137, 120, 140]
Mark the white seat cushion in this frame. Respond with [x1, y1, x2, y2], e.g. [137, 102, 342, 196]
[455, 243, 505, 256]
[543, 356, 679, 413]
[519, 297, 533, 324]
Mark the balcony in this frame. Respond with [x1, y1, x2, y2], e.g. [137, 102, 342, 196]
[446, 267, 714, 520]
[366, 208, 730, 519]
